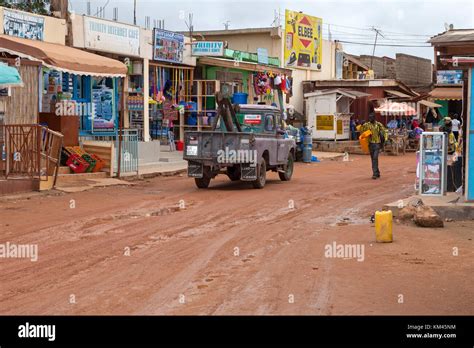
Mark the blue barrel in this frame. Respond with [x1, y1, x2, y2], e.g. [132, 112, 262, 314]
[232, 93, 248, 104]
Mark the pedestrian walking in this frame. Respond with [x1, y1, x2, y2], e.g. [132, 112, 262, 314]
[360, 113, 387, 180]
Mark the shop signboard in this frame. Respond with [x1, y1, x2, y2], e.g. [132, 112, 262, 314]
[92, 85, 115, 131]
[436, 70, 463, 85]
[192, 41, 224, 56]
[153, 29, 184, 64]
[284, 9, 322, 70]
[3, 9, 44, 41]
[84, 16, 140, 57]
[316, 115, 334, 131]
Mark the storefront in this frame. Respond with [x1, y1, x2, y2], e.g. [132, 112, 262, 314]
[145, 29, 196, 144]
[0, 34, 127, 147]
[196, 50, 293, 116]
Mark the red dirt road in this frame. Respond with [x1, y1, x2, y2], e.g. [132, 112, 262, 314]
[0, 153, 473, 315]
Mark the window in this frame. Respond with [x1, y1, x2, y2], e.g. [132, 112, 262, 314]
[264, 114, 275, 132]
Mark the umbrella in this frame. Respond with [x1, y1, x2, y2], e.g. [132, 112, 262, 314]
[375, 101, 417, 116]
[0, 63, 23, 88]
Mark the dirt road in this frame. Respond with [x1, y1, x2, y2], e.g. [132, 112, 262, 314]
[1, 153, 473, 315]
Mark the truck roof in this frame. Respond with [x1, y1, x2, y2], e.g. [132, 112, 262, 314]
[237, 104, 280, 111]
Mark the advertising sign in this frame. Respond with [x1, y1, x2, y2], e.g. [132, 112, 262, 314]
[436, 70, 463, 85]
[3, 9, 44, 41]
[284, 9, 322, 70]
[316, 115, 334, 131]
[84, 16, 140, 57]
[192, 41, 224, 56]
[153, 29, 184, 64]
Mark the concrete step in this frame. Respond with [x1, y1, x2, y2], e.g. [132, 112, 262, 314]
[58, 166, 72, 175]
[56, 171, 107, 184]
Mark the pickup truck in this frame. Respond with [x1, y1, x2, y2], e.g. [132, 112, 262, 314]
[183, 94, 296, 189]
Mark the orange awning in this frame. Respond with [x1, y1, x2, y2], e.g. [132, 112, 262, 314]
[0, 34, 127, 77]
[429, 87, 463, 100]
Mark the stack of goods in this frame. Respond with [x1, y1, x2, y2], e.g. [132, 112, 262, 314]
[63, 146, 105, 174]
[127, 95, 144, 111]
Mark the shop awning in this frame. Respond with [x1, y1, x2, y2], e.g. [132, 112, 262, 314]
[197, 56, 292, 76]
[418, 100, 442, 108]
[385, 89, 412, 99]
[429, 87, 463, 100]
[0, 34, 127, 77]
[0, 63, 23, 88]
[375, 101, 417, 116]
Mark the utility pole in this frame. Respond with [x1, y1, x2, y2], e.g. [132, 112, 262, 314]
[370, 27, 384, 70]
[133, 0, 137, 25]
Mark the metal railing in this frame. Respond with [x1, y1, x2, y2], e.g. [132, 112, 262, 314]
[79, 129, 139, 175]
[0, 124, 63, 182]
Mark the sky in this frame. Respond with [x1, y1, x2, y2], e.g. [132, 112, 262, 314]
[69, 0, 474, 61]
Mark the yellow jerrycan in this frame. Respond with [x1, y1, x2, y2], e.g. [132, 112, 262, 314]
[375, 210, 393, 243]
[359, 130, 372, 154]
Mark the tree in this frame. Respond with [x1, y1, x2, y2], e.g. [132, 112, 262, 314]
[0, 0, 50, 15]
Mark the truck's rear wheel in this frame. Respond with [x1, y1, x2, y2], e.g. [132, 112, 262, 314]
[195, 176, 210, 189]
[252, 158, 266, 189]
[279, 152, 294, 181]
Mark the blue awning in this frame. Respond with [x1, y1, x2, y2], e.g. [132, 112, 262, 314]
[0, 63, 23, 88]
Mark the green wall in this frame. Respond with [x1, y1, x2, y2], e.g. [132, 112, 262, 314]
[435, 99, 449, 118]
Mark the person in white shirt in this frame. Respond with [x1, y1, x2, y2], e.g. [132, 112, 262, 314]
[451, 114, 462, 141]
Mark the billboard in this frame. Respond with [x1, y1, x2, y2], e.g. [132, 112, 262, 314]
[84, 16, 140, 57]
[284, 9, 322, 70]
[3, 9, 44, 41]
[153, 29, 184, 64]
[192, 41, 224, 56]
[436, 70, 463, 85]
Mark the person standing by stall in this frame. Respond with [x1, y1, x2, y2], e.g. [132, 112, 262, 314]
[360, 113, 387, 180]
[451, 114, 461, 141]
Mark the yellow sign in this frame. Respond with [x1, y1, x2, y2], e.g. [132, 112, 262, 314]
[284, 9, 322, 70]
[337, 120, 343, 135]
[316, 115, 334, 131]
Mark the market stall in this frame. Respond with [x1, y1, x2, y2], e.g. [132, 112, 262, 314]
[304, 89, 370, 140]
[0, 34, 127, 147]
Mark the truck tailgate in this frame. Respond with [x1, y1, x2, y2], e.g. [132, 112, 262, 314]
[183, 131, 254, 161]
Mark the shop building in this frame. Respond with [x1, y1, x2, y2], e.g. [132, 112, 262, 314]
[70, 14, 197, 170]
[189, 26, 341, 116]
[429, 29, 474, 201]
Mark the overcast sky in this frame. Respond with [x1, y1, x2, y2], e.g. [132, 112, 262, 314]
[70, 0, 474, 61]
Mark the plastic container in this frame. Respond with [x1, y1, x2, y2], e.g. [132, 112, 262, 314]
[232, 93, 248, 105]
[303, 143, 312, 163]
[359, 130, 372, 154]
[375, 210, 393, 243]
[176, 140, 184, 151]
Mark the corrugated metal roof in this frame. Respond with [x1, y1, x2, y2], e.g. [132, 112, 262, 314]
[429, 29, 474, 44]
[304, 88, 371, 99]
[385, 90, 412, 98]
[429, 87, 463, 100]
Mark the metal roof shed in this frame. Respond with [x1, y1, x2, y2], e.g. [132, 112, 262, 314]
[304, 89, 371, 141]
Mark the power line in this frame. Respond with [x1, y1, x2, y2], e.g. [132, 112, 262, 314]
[323, 22, 433, 37]
[336, 40, 431, 47]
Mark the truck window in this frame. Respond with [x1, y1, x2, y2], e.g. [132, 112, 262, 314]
[264, 114, 275, 132]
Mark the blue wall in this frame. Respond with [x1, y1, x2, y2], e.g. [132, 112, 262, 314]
[468, 68, 474, 200]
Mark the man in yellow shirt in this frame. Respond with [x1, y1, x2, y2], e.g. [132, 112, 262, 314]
[360, 113, 387, 180]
